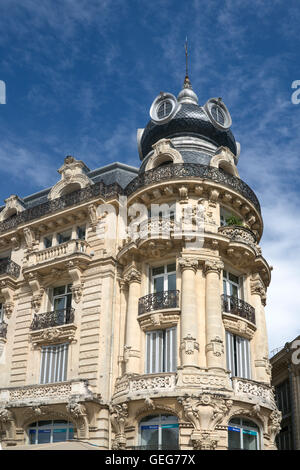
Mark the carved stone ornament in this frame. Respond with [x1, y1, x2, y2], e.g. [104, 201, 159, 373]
[191, 431, 218, 450]
[180, 334, 199, 355]
[23, 227, 39, 252]
[67, 261, 83, 303]
[223, 316, 256, 340]
[24, 272, 44, 313]
[138, 312, 180, 331]
[0, 407, 13, 423]
[30, 324, 77, 347]
[0, 195, 25, 222]
[178, 257, 198, 273]
[145, 138, 183, 172]
[178, 395, 233, 433]
[88, 203, 98, 230]
[109, 403, 128, 450]
[250, 274, 267, 306]
[268, 409, 282, 447]
[48, 156, 92, 201]
[205, 336, 224, 357]
[204, 260, 224, 276]
[0, 280, 16, 319]
[66, 400, 89, 439]
[123, 266, 141, 284]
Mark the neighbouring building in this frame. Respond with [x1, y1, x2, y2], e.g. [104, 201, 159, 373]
[270, 336, 300, 450]
[0, 73, 281, 450]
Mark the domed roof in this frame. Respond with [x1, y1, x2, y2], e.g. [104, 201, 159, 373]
[140, 102, 237, 160]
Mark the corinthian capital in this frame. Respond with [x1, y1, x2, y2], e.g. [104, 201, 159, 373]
[250, 274, 266, 305]
[204, 260, 224, 276]
[178, 257, 198, 273]
[124, 266, 141, 284]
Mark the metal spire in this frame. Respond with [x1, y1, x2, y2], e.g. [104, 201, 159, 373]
[184, 37, 192, 89]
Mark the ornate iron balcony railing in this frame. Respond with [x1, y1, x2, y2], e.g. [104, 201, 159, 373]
[124, 163, 261, 213]
[221, 294, 255, 324]
[0, 164, 260, 235]
[0, 259, 20, 279]
[138, 290, 179, 315]
[30, 308, 75, 331]
[0, 322, 7, 339]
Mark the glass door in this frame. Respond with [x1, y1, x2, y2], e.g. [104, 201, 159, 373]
[52, 285, 72, 324]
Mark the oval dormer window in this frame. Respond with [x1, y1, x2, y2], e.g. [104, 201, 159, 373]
[157, 100, 173, 119]
[211, 104, 225, 126]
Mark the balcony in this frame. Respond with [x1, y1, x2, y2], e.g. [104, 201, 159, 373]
[114, 372, 176, 400]
[23, 239, 91, 273]
[0, 259, 20, 279]
[0, 321, 7, 339]
[0, 379, 94, 407]
[218, 225, 260, 256]
[221, 295, 255, 324]
[138, 290, 179, 315]
[30, 308, 75, 331]
[128, 217, 182, 244]
[231, 377, 275, 408]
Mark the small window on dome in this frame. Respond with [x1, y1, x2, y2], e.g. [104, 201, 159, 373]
[157, 100, 172, 119]
[211, 104, 225, 125]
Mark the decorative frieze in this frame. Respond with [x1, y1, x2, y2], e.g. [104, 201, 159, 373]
[231, 377, 276, 407]
[130, 374, 176, 392]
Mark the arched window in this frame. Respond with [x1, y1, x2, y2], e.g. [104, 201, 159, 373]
[228, 418, 260, 450]
[139, 414, 179, 450]
[28, 420, 75, 445]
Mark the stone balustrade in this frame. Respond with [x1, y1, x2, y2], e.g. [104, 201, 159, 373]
[114, 373, 176, 398]
[0, 379, 94, 405]
[25, 239, 89, 267]
[231, 377, 275, 406]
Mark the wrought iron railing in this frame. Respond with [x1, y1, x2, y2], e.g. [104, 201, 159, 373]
[138, 290, 179, 315]
[125, 164, 261, 213]
[0, 182, 123, 234]
[0, 164, 260, 235]
[221, 294, 255, 324]
[0, 259, 21, 278]
[0, 321, 7, 339]
[30, 308, 75, 330]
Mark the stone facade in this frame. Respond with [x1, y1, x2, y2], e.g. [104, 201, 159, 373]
[0, 82, 280, 450]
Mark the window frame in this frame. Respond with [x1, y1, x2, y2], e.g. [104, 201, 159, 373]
[40, 343, 69, 384]
[145, 327, 177, 374]
[28, 420, 75, 445]
[228, 417, 260, 450]
[226, 331, 251, 379]
[139, 414, 179, 449]
[150, 263, 176, 294]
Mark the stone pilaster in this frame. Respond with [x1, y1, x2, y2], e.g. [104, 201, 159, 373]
[178, 257, 199, 368]
[250, 274, 270, 383]
[204, 260, 226, 371]
[123, 266, 142, 374]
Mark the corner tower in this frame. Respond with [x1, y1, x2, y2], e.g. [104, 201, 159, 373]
[111, 75, 281, 450]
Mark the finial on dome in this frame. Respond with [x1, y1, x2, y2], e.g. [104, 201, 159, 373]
[177, 37, 199, 105]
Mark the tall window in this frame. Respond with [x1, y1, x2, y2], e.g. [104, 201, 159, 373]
[140, 414, 179, 450]
[151, 264, 176, 293]
[226, 331, 251, 379]
[146, 327, 177, 374]
[223, 270, 242, 299]
[28, 420, 74, 445]
[52, 285, 72, 324]
[228, 418, 259, 450]
[57, 230, 72, 245]
[40, 343, 69, 384]
[0, 303, 3, 323]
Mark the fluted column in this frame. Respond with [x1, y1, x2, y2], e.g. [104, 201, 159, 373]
[204, 260, 226, 371]
[123, 266, 141, 374]
[250, 274, 270, 383]
[178, 257, 199, 368]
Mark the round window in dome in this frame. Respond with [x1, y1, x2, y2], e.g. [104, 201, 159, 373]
[157, 100, 173, 119]
[204, 98, 232, 130]
[150, 92, 179, 124]
[211, 104, 225, 126]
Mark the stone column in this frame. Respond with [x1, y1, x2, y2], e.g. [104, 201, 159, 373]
[250, 274, 270, 383]
[123, 266, 141, 374]
[178, 257, 199, 368]
[204, 260, 226, 371]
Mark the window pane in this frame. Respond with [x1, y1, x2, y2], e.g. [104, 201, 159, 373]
[228, 427, 241, 450]
[38, 429, 51, 444]
[167, 273, 176, 291]
[230, 284, 238, 298]
[154, 277, 164, 293]
[152, 266, 164, 276]
[141, 425, 159, 447]
[53, 286, 66, 296]
[29, 429, 36, 445]
[53, 428, 67, 443]
[243, 429, 258, 450]
[229, 273, 239, 284]
[161, 425, 179, 449]
[167, 263, 176, 273]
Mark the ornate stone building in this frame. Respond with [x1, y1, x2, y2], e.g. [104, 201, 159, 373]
[0, 75, 280, 450]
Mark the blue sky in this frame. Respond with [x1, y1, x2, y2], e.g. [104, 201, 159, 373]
[0, 0, 300, 350]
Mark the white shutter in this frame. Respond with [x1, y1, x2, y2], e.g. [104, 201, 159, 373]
[164, 327, 177, 372]
[226, 331, 235, 377]
[146, 331, 163, 373]
[40, 344, 69, 384]
[236, 336, 251, 379]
